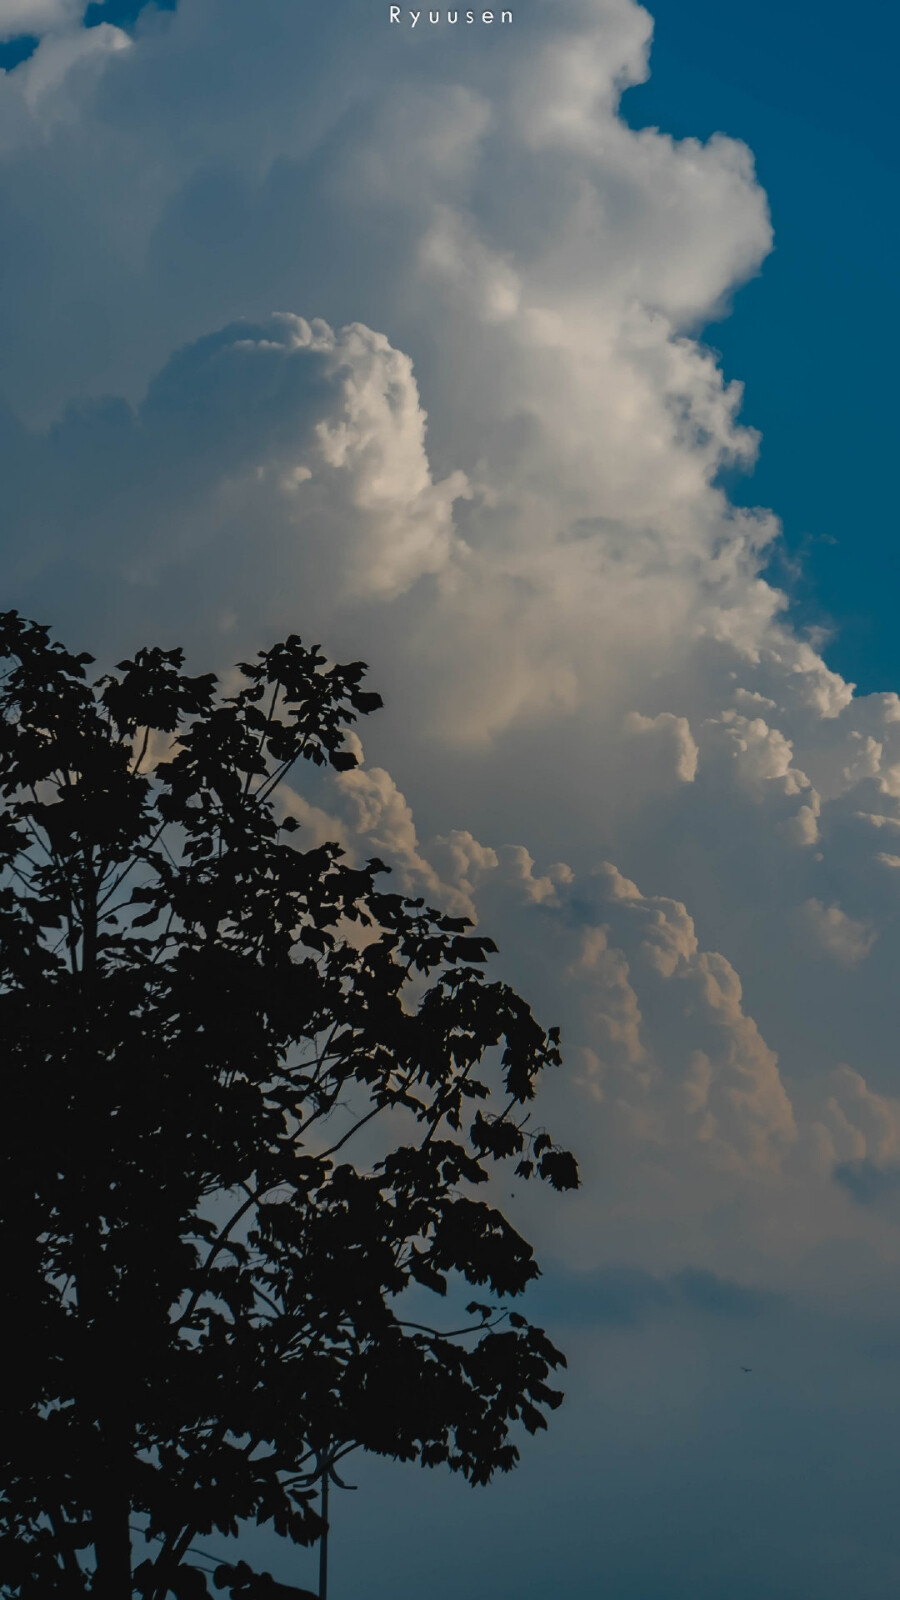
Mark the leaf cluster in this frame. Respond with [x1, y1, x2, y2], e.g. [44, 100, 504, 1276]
[0, 613, 577, 1597]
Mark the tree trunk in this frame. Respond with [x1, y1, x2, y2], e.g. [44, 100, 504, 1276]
[82, 871, 133, 1596]
[92, 1466, 132, 1598]
[318, 1469, 329, 1600]
[90, 1392, 133, 1599]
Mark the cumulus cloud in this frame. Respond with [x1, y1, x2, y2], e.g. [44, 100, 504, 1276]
[800, 899, 877, 967]
[283, 752, 801, 1195]
[0, 17, 128, 141]
[0, 0, 82, 39]
[819, 1066, 900, 1168]
[624, 711, 699, 782]
[3, 0, 900, 1309]
[0, 314, 470, 660]
[546, 861, 799, 1184]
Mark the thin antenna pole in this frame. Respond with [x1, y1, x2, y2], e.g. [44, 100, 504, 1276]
[318, 1464, 329, 1600]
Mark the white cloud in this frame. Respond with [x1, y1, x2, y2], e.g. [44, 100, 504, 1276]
[0, 0, 82, 40]
[3, 0, 900, 1308]
[547, 863, 798, 1178]
[817, 1065, 900, 1170]
[0, 18, 128, 141]
[800, 899, 877, 967]
[624, 712, 699, 782]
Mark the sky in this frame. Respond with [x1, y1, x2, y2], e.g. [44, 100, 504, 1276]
[622, 0, 900, 695]
[2, 0, 900, 1594]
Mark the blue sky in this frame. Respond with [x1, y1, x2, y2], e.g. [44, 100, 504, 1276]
[4, 0, 900, 1594]
[624, 0, 900, 693]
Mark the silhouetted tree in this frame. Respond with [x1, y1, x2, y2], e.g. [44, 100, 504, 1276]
[0, 613, 578, 1600]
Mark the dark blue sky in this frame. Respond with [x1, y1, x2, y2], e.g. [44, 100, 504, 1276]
[81, 0, 177, 26]
[623, 0, 900, 694]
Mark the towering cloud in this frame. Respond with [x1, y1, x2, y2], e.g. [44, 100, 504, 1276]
[4, 19, 900, 1572]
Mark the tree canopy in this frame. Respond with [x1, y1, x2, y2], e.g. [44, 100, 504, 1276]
[0, 612, 578, 1600]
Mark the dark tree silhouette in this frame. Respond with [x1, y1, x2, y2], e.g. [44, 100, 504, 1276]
[0, 613, 578, 1600]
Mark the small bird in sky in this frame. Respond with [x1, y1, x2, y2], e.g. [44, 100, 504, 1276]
[741, 1366, 752, 1373]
